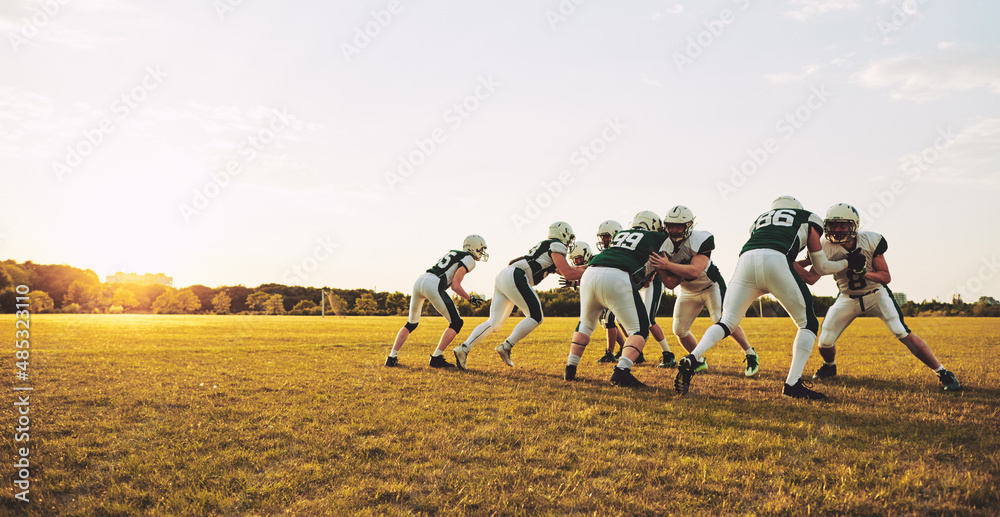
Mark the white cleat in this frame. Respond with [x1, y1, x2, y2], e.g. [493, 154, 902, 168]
[453, 345, 469, 370]
[495, 344, 514, 367]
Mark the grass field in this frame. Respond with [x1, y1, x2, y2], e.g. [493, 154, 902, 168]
[1, 314, 998, 516]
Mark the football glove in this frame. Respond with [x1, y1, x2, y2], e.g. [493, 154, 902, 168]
[846, 249, 866, 274]
[559, 276, 579, 290]
[469, 295, 486, 308]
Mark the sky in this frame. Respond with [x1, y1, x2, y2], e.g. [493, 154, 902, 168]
[2, 0, 999, 303]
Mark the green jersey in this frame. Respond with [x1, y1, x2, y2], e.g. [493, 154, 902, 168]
[512, 238, 569, 285]
[740, 208, 824, 261]
[590, 229, 671, 283]
[426, 250, 476, 285]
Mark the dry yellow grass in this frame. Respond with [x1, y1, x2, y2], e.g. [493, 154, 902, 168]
[1, 314, 997, 515]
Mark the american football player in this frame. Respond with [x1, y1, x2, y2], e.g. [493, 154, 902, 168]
[386, 235, 488, 368]
[453, 222, 585, 370]
[649, 205, 758, 376]
[795, 203, 961, 391]
[674, 196, 852, 399]
[594, 220, 627, 363]
[564, 211, 673, 387]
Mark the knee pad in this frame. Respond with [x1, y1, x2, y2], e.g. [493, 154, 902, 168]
[714, 322, 732, 338]
[449, 318, 464, 333]
[404, 322, 418, 332]
[818, 340, 835, 349]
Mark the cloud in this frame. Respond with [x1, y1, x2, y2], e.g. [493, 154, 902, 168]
[855, 53, 1000, 102]
[937, 41, 955, 49]
[763, 64, 820, 84]
[898, 118, 1000, 185]
[784, 0, 859, 21]
[642, 74, 663, 87]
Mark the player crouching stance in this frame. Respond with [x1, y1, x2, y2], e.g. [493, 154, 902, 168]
[564, 211, 672, 387]
[385, 235, 488, 368]
[453, 222, 584, 370]
[796, 203, 961, 391]
[649, 205, 758, 376]
[674, 196, 856, 399]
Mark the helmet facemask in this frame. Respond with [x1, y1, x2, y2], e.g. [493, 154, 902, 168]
[824, 220, 857, 244]
[665, 222, 692, 244]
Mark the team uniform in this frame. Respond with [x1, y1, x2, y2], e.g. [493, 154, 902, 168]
[676, 205, 840, 397]
[457, 239, 567, 361]
[405, 250, 476, 329]
[669, 230, 728, 341]
[817, 231, 910, 345]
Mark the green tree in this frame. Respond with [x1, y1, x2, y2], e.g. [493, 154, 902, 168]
[29, 291, 56, 313]
[385, 292, 408, 316]
[212, 291, 232, 314]
[264, 294, 286, 315]
[177, 288, 202, 313]
[111, 288, 140, 311]
[246, 291, 271, 312]
[355, 292, 377, 315]
[65, 280, 97, 310]
[152, 290, 183, 314]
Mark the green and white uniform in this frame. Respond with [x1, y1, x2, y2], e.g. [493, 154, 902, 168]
[577, 229, 672, 338]
[461, 239, 568, 351]
[818, 231, 911, 345]
[406, 250, 476, 325]
[668, 230, 730, 339]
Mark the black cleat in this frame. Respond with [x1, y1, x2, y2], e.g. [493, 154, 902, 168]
[610, 367, 646, 388]
[384, 356, 399, 367]
[596, 351, 617, 363]
[783, 378, 827, 400]
[564, 364, 577, 381]
[674, 354, 696, 394]
[744, 353, 759, 377]
[656, 351, 677, 368]
[938, 369, 961, 391]
[813, 363, 837, 380]
[429, 355, 456, 368]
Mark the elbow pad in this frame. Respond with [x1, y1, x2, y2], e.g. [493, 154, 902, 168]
[808, 250, 847, 276]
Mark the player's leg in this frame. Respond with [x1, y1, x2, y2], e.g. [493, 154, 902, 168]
[456, 271, 513, 353]
[876, 288, 960, 390]
[387, 276, 428, 365]
[643, 280, 668, 364]
[604, 271, 651, 387]
[566, 268, 604, 380]
[597, 310, 618, 362]
[424, 279, 463, 367]
[494, 268, 544, 366]
[768, 256, 825, 399]
[706, 280, 756, 376]
[812, 295, 858, 379]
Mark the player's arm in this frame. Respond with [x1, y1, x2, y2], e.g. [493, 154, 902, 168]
[553, 252, 584, 281]
[865, 254, 892, 284]
[450, 266, 472, 301]
[656, 268, 681, 289]
[793, 261, 821, 285]
[806, 227, 848, 275]
[659, 253, 709, 281]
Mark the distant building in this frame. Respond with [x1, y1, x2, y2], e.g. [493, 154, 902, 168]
[893, 291, 908, 306]
[106, 272, 173, 287]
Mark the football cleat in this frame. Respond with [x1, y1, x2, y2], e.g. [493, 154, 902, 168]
[693, 358, 709, 373]
[384, 356, 399, 367]
[429, 355, 455, 368]
[596, 351, 617, 363]
[937, 369, 962, 392]
[783, 379, 827, 400]
[656, 351, 677, 368]
[453, 345, 469, 370]
[813, 363, 837, 380]
[610, 367, 646, 388]
[744, 353, 759, 377]
[674, 354, 696, 394]
[564, 364, 577, 381]
[495, 344, 514, 367]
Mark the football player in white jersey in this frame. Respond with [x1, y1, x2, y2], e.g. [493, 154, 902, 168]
[594, 221, 627, 363]
[674, 196, 858, 399]
[386, 235, 488, 368]
[649, 205, 758, 376]
[795, 203, 961, 391]
[453, 222, 585, 370]
[564, 211, 674, 387]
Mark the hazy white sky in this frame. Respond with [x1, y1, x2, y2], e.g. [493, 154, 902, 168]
[2, 0, 999, 302]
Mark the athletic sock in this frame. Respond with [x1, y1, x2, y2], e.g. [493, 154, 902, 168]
[567, 354, 581, 366]
[657, 338, 671, 353]
[935, 365, 946, 372]
[745, 347, 757, 356]
[389, 350, 399, 358]
[785, 329, 817, 385]
[616, 357, 634, 370]
[501, 340, 513, 351]
[431, 349, 443, 357]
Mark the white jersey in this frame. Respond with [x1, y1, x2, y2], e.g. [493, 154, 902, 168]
[822, 230, 888, 297]
[426, 250, 477, 286]
[512, 238, 568, 286]
[669, 230, 724, 292]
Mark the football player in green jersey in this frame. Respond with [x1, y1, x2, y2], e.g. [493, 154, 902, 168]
[674, 196, 852, 399]
[795, 203, 961, 392]
[594, 220, 627, 363]
[385, 235, 488, 368]
[649, 205, 757, 376]
[453, 222, 585, 370]
[564, 211, 673, 387]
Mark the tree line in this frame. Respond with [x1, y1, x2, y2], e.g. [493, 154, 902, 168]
[1, 260, 997, 317]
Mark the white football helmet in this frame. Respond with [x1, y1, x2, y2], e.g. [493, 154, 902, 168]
[463, 234, 489, 262]
[568, 241, 593, 266]
[771, 195, 803, 210]
[596, 220, 622, 250]
[548, 221, 576, 247]
[663, 205, 695, 244]
[824, 203, 860, 244]
[631, 210, 663, 233]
